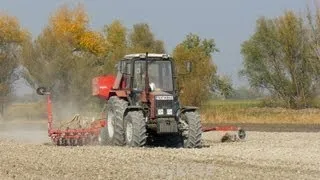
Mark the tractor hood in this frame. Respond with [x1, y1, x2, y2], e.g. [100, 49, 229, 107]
[149, 91, 174, 99]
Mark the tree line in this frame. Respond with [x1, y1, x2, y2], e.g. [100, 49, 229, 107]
[241, 9, 320, 108]
[0, 4, 224, 116]
[1, 3, 320, 118]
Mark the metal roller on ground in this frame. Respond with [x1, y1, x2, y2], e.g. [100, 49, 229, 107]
[203, 126, 246, 143]
[37, 53, 246, 147]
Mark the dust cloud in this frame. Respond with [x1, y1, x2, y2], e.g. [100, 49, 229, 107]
[0, 120, 48, 144]
[0, 99, 101, 144]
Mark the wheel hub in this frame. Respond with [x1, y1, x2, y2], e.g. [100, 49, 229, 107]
[107, 110, 115, 138]
[126, 122, 133, 143]
[98, 134, 102, 143]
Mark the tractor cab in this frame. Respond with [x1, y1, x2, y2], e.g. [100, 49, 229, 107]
[117, 53, 175, 93]
[130, 54, 174, 93]
[115, 53, 179, 113]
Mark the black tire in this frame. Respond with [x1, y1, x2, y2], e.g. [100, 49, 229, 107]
[98, 125, 109, 145]
[106, 96, 128, 146]
[181, 111, 202, 148]
[124, 111, 147, 147]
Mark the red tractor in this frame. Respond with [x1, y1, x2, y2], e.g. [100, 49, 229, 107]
[37, 53, 246, 147]
[93, 53, 203, 148]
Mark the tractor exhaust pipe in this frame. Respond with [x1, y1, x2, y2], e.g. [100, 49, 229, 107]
[144, 52, 150, 97]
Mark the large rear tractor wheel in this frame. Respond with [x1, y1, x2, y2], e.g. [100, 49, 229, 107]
[180, 111, 202, 148]
[106, 96, 128, 146]
[124, 111, 147, 147]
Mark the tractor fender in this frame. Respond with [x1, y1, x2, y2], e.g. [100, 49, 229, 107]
[176, 106, 199, 118]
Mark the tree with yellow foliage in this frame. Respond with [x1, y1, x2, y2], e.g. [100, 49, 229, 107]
[21, 4, 108, 115]
[0, 14, 28, 92]
[48, 4, 107, 56]
[0, 13, 28, 118]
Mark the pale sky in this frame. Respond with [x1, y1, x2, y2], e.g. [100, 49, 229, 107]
[0, 0, 314, 95]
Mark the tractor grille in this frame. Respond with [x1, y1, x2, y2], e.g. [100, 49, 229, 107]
[155, 96, 174, 116]
[156, 100, 174, 109]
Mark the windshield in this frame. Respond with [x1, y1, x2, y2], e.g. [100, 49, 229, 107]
[133, 60, 173, 91]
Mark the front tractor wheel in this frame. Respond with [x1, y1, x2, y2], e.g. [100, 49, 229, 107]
[124, 111, 147, 147]
[181, 111, 202, 148]
[106, 96, 128, 146]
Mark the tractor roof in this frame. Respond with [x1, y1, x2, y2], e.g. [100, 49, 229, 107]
[124, 53, 171, 60]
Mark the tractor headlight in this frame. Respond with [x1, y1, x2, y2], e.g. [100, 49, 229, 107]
[157, 109, 164, 115]
[167, 109, 172, 115]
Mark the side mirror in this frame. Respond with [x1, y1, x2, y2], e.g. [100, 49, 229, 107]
[185, 61, 192, 73]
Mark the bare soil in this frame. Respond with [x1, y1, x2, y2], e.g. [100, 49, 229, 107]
[0, 122, 319, 180]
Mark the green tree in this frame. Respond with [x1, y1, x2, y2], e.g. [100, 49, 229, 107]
[306, 8, 320, 84]
[211, 75, 234, 98]
[173, 33, 218, 106]
[103, 20, 127, 73]
[241, 11, 316, 108]
[127, 23, 165, 53]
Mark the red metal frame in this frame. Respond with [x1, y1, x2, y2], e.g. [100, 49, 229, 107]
[45, 94, 105, 146]
[202, 126, 240, 132]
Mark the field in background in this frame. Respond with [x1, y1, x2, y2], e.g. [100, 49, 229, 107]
[201, 99, 320, 124]
[2, 102, 46, 123]
[2, 99, 320, 124]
